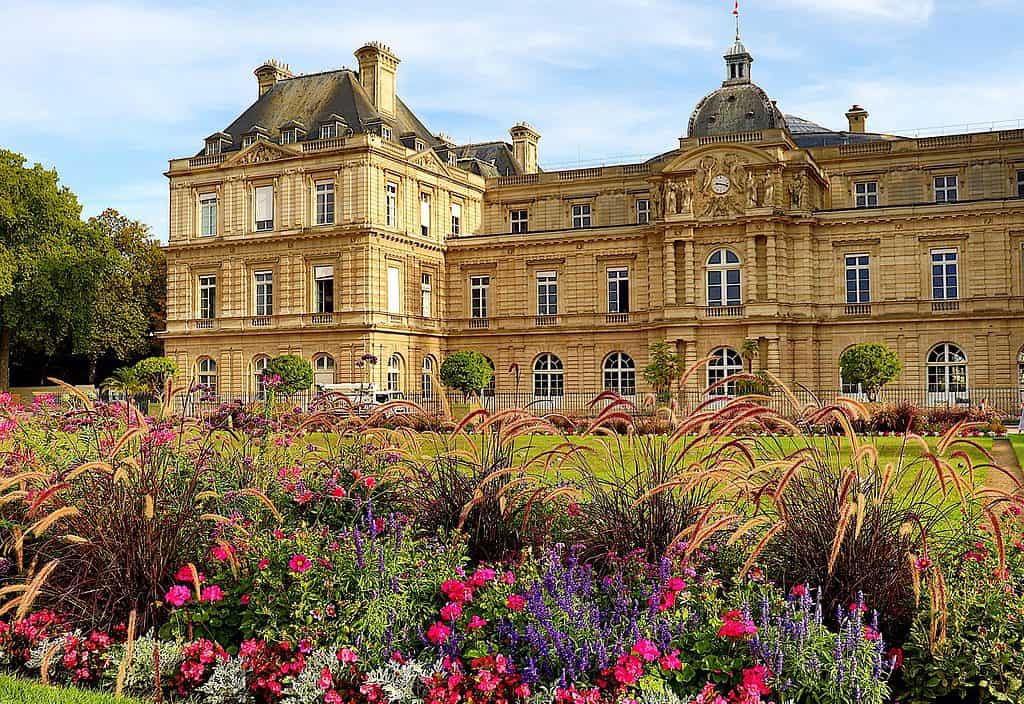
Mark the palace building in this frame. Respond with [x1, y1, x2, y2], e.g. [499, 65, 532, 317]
[162, 35, 1024, 408]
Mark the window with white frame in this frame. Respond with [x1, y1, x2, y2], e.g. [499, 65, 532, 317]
[854, 181, 878, 208]
[603, 352, 636, 395]
[387, 266, 401, 314]
[707, 348, 743, 396]
[205, 140, 221, 156]
[280, 129, 297, 145]
[845, 254, 871, 304]
[533, 354, 564, 397]
[242, 135, 256, 148]
[198, 275, 217, 319]
[451, 201, 462, 235]
[387, 354, 402, 391]
[381, 125, 393, 141]
[537, 271, 558, 316]
[706, 249, 742, 307]
[571, 203, 592, 229]
[315, 180, 335, 225]
[421, 273, 432, 317]
[313, 355, 335, 387]
[254, 185, 274, 232]
[199, 193, 218, 237]
[421, 356, 435, 400]
[385, 182, 398, 227]
[319, 124, 336, 140]
[253, 356, 269, 399]
[934, 175, 958, 203]
[197, 358, 218, 392]
[607, 268, 630, 314]
[1017, 170, 1024, 198]
[415, 139, 426, 152]
[470, 275, 489, 319]
[636, 199, 650, 224]
[510, 209, 529, 234]
[313, 265, 334, 313]
[254, 270, 273, 316]
[420, 193, 431, 237]
[927, 343, 967, 395]
[931, 249, 959, 300]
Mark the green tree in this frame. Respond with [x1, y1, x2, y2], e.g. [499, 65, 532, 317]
[0, 149, 109, 390]
[133, 356, 179, 399]
[740, 338, 760, 373]
[642, 341, 681, 403]
[262, 354, 313, 395]
[100, 365, 144, 398]
[440, 351, 494, 395]
[840, 343, 902, 401]
[81, 209, 166, 384]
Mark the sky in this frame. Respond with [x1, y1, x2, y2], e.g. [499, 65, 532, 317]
[2, 0, 1023, 241]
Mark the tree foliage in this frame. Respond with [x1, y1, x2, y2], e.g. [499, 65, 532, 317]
[439, 351, 493, 394]
[263, 354, 314, 395]
[132, 356, 179, 398]
[642, 341, 681, 403]
[840, 343, 902, 401]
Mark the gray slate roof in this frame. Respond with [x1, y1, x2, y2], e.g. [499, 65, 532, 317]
[783, 115, 898, 148]
[688, 82, 787, 138]
[452, 141, 527, 178]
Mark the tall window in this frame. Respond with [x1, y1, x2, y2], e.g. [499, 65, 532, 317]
[934, 175, 958, 203]
[421, 273, 432, 317]
[254, 271, 273, 316]
[450, 202, 462, 235]
[603, 353, 636, 395]
[280, 129, 297, 144]
[254, 185, 274, 232]
[927, 343, 967, 395]
[315, 180, 335, 225]
[198, 275, 217, 319]
[854, 181, 878, 208]
[313, 265, 334, 313]
[197, 358, 218, 393]
[387, 354, 402, 391]
[205, 140, 221, 156]
[571, 204, 592, 229]
[385, 182, 398, 227]
[470, 275, 489, 319]
[381, 125, 393, 141]
[537, 271, 558, 316]
[253, 356, 269, 399]
[533, 354, 564, 397]
[420, 193, 431, 237]
[314, 355, 335, 386]
[199, 193, 218, 236]
[608, 268, 630, 314]
[320, 124, 336, 139]
[931, 249, 959, 300]
[421, 356, 435, 400]
[387, 266, 401, 314]
[1017, 170, 1024, 198]
[845, 254, 871, 304]
[636, 199, 650, 224]
[707, 348, 743, 396]
[510, 209, 528, 234]
[706, 249, 742, 307]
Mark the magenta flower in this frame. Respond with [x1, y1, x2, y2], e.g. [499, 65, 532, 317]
[165, 585, 192, 608]
[200, 585, 224, 603]
[289, 554, 312, 573]
[426, 621, 450, 644]
[632, 638, 660, 662]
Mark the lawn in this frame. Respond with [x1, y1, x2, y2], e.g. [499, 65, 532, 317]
[1009, 433, 1024, 470]
[0, 676, 144, 704]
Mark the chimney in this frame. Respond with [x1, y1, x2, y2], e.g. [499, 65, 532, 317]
[509, 122, 541, 175]
[355, 42, 400, 117]
[254, 59, 293, 97]
[845, 105, 869, 134]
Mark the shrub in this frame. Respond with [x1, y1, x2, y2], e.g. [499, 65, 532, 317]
[439, 351, 493, 395]
[262, 355, 313, 396]
[840, 345, 902, 401]
[868, 402, 921, 434]
[642, 342, 681, 404]
[132, 356, 179, 397]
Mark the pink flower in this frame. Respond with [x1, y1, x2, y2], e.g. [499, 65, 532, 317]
[441, 580, 471, 603]
[660, 649, 682, 671]
[613, 654, 643, 685]
[165, 585, 192, 608]
[658, 590, 677, 611]
[863, 626, 880, 642]
[469, 568, 496, 586]
[718, 610, 756, 639]
[742, 665, 772, 696]
[318, 668, 334, 690]
[426, 621, 450, 644]
[467, 615, 487, 629]
[666, 577, 686, 592]
[790, 584, 807, 599]
[289, 554, 312, 573]
[506, 594, 526, 612]
[175, 565, 204, 583]
[440, 602, 462, 622]
[258, 558, 270, 570]
[915, 557, 933, 571]
[500, 572, 516, 585]
[240, 594, 251, 605]
[632, 638, 659, 661]
[337, 647, 358, 663]
[200, 585, 224, 603]
[210, 545, 233, 561]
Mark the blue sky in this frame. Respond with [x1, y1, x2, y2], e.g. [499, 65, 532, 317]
[3, 0, 1022, 240]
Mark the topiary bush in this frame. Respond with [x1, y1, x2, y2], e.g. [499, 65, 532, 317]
[261, 354, 313, 396]
[439, 351, 493, 395]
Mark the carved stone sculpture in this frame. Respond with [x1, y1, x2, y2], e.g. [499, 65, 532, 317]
[746, 171, 758, 208]
[790, 172, 807, 209]
[665, 182, 677, 215]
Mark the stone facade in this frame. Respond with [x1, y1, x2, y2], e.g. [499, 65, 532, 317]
[163, 39, 1024, 405]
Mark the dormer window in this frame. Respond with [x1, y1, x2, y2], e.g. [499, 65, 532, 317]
[317, 114, 348, 141]
[381, 125, 393, 141]
[320, 124, 336, 140]
[280, 129, 297, 145]
[278, 121, 306, 145]
[205, 141, 221, 156]
[241, 125, 269, 149]
[242, 135, 256, 148]
[204, 132, 231, 156]
[415, 139, 426, 152]
[448, 153, 457, 166]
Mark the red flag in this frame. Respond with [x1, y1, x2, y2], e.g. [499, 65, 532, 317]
[733, 1, 740, 15]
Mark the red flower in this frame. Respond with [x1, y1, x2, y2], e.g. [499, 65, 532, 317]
[427, 621, 451, 644]
[441, 579, 471, 603]
[165, 585, 192, 608]
[718, 610, 756, 639]
[742, 665, 772, 695]
[467, 615, 487, 629]
[506, 594, 526, 612]
[289, 554, 312, 574]
[659, 649, 682, 671]
[200, 585, 224, 603]
[440, 602, 462, 622]
[613, 654, 643, 685]
[888, 647, 904, 669]
[789, 584, 807, 599]
[632, 638, 659, 661]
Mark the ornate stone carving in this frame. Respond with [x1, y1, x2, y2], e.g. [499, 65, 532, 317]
[236, 141, 286, 165]
[693, 153, 747, 218]
[651, 182, 663, 219]
[789, 172, 808, 209]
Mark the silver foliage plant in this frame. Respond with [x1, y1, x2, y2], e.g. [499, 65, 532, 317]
[281, 650, 336, 704]
[363, 657, 445, 704]
[196, 656, 252, 704]
[116, 635, 185, 698]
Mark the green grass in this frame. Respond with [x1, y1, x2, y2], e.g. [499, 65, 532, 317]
[1008, 433, 1024, 470]
[0, 676, 145, 704]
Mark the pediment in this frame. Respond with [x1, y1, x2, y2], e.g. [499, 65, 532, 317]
[410, 148, 452, 178]
[226, 140, 298, 166]
[659, 143, 776, 176]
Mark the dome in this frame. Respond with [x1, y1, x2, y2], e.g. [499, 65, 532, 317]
[688, 82, 785, 138]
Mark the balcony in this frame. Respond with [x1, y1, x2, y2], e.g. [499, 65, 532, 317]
[844, 304, 872, 317]
[606, 312, 630, 324]
[931, 300, 960, 313]
[703, 305, 745, 319]
[249, 316, 273, 328]
[192, 318, 215, 330]
[535, 315, 560, 327]
[310, 313, 334, 325]
[469, 318, 490, 329]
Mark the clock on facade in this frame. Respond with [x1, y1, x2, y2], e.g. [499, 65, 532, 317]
[711, 175, 731, 194]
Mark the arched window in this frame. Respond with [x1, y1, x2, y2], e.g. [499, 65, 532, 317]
[533, 354, 564, 397]
[603, 353, 636, 396]
[313, 354, 335, 387]
[927, 344, 967, 396]
[197, 357, 218, 393]
[421, 356, 435, 400]
[707, 347, 743, 396]
[252, 356, 270, 399]
[387, 353, 403, 391]
[706, 249, 742, 307]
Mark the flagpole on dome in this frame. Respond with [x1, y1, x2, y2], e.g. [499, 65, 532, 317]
[733, 0, 741, 41]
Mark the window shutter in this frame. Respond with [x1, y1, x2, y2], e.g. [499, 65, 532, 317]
[255, 186, 274, 222]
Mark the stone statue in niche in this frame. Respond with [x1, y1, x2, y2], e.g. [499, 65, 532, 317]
[789, 172, 807, 209]
[761, 173, 775, 207]
[665, 182, 677, 216]
[746, 171, 758, 208]
[650, 182, 663, 219]
[678, 178, 692, 214]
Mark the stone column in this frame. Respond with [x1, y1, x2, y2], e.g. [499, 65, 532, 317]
[664, 237, 677, 306]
